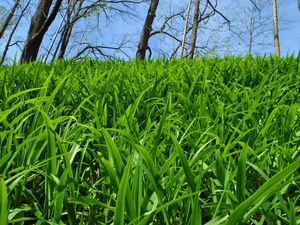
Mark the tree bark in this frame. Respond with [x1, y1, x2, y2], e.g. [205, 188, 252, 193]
[188, 0, 200, 59]
[247, 7, 255, 54]
[180, 0, 192, 58]
[0, 0, 20, 39]
[58, 0, 84, 59]
[20, 0, 63, 63]
[272, 0, 280, 56]
[136, 0, 159, 60]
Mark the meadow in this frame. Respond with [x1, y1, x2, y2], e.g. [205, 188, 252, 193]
[0, 56, 300, 224]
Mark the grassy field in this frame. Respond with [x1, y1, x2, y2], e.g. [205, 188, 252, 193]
[0, 56, 300, 224]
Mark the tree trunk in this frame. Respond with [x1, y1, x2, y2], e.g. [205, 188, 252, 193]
[58, 24, 73, 59]
[248, 7, 255, 54]
[272, 0, 280, 56]
[20, 0, 63, 63]
[188, 0, 200, 59]
[58, 0, 84, 59]
[136, 0, 159, 60]
[0, 0, 20, 39]
[180, 0, 192, 58]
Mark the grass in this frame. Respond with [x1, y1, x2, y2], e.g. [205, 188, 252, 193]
[0, 55, 300, 224]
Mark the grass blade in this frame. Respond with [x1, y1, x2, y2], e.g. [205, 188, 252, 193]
[226, 159, 300, 225]
[236, 143, 247, 202]
[171, 133, 196, 192]
[114, 155, 132, 225]
[0, 177, 8, 225]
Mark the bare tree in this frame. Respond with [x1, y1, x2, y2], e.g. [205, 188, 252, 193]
[136, 0, 159, 60]
[233, 0, 272, 55]
[57, 0, 82, 59]
[272, 0, 280, 56]
[180, 0, 192, 58]
[0, 0, 20, 39]
[1, 0, 32, 64]
[45, 0, 145, 60]
[148, 0, 229, 58]
[43, 0, 80, 61]
[188, 0, 200, 59]
[20, 0, 63, 63]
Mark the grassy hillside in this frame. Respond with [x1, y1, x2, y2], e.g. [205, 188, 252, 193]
[0, 56, 300, 224]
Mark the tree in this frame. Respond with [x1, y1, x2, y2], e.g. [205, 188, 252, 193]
[136, 0, 159, 60]
[1, 0, 32, 64]
[157, 0, 229, 58]
[20, 0, 63, 63]
[233, 0, 272, 55]
[43, 0, 82, 61]
[0, 0, 20, 39]
[57, 0, 82, 59]
[188, 0, 200, 59]
[180, 0, 192, 58]
[272, 0, 280, 56]
[44, 0, 146, 61]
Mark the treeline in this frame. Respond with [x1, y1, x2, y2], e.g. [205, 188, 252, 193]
[0, 0, 298, 64]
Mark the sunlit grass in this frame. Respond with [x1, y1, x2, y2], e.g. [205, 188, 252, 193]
[0, 56, 300, 224]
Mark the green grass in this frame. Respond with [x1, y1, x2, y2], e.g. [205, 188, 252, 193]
[0, 56, 300, 224]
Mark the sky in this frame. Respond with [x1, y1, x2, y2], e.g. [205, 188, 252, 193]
[136, 0, 300, 57]
[277, 1, 300, 55]
[0, 0, 300, 63]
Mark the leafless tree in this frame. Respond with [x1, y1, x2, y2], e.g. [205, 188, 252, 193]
[233, 0, 272, 55]
[188, 0, 200, 59]
[136, 0, 159, 60]
[57, 0, 82, 59]
[180, 0, 192, 58]
[43, 0, 80, 61]
[148, 0, 229, 58]
[272, 0, 280, 56]
[44, 0, 146, 61]
[0, 0, 20, 39]
[1, 0, 32, 64]
[20, 0, 63, 63]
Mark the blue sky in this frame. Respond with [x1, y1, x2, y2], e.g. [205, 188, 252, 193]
[219, 0, 300, 56]
[278, 1, 300, 55]
[143, 0, 300, 57]
[1, 0, 300, 62]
